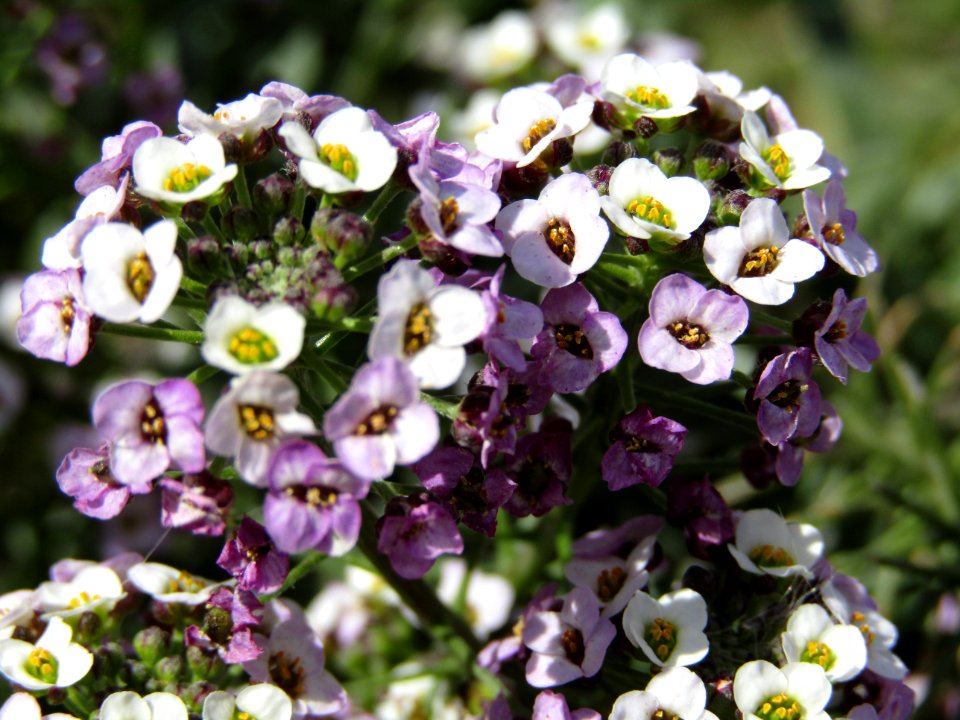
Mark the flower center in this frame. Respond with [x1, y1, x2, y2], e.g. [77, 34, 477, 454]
[800, 639, 836, 670]
[285, 484, 339, 507]
[546, 217, 576, 264]
[596, 566, 626, 602]
[140, 398, 166, 444]
[738, 245, 780, 277]
[627, 196, 673, 229]
[319, 143, 358, 182]
[403, 302, 434, 355]
[668, 320, 709, 349]
[522, 119, 557, 154]
[756, 692, 802, 720]
[167, 571, 205, 593]
[238, 404, 275, 441]
[824, 320, 848, 343]
[228, 327, 279, 365]
[768, 379, 808, 410]
[626, 85, 670, 109]
[561, 628, 585, 666]
[235, 712, 253, 720]
[763, 144, 791, 181]
[440, 197, 460, 235]
[67, 591, 101, 610]
[355, 405, 399, 436]
[624, 436, 661, 453]
[748, 544, 795, 567]
[851, 611, 876, 646]
[822, 222, 845, 245]
[26, 647, 58, 684]
[163, 162, 212, 193]
[644, 617, 677, 661]
[554, 323, 593, 359]
[652, 711, 680, 720]
[60, 296, 76, 333]
[127, 252, 156, 303]
[269, 651, 306, 699]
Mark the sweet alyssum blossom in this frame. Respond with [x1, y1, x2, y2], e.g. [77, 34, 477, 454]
[601, 404, 686, 488]
[599, 53, 699, 124]
[80, 219, 182, 324]
[704, 197, 824, 305]
[733, 660, 832, 720]
[781, 603, 868, 682]
[609, 667, 708, 720]
[622, 588, 710, 667]
[564, 536, 655, 618]
[0, 617, 92, 691]
[279, 106, 397, 193]
[41, 175, 129, 271]
[178, 93, 284, 140]
[133, 134, 238, 204]
[98, 691, 188, 720]
[460, 10, 537, 82]
[201, 296, 305, 375]
[542, 3, 629, 79]
[0, 692, 78, 720]
[436, 558, 515, 640]
[127, 562, 221, 605]
[739, 110, 831, 191]
[17, 268, 92, 366]
[202, 684, 293, 720]
[638, 273, 749, 385]
[803, 180, 879, 277]
[754, 349, 822, 446]
[728, 508, 824, 580]
[377, 493, 464, 580]
[74, 119, 162, 196]
[37, 565, 125, 618]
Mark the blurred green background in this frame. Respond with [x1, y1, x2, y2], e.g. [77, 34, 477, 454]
[1, 0, 958, 716]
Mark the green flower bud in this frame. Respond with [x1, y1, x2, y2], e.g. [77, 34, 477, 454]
[717, 190, 751, 226]
[693, 140, 731, 182]
[274, 216, 304, 247]
[154, 654, 185, 684]
[311, 208, 372, 267]
[134, 626, 171, 667]
[653, 148, 684, 177]
[223, 206, 259, 242]
[254, 173, 295, 216]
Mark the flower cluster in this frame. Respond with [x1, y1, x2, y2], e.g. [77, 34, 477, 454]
[6, 5, 907, 719]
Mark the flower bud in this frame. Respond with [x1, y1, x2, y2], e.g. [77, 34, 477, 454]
[717, 190, 751, 226]
[591, 100, 618, 132]
[76, 610, 102, 642]
[311, 208, 372, 266]
[273, 216, 304, 247]
[624, 236, 650, 255]
[311, 284, 357, 321]
[222, 206, 259, 242]
[653, 147, 684, 177]
[633, 116, 658, 139]
[692, 140, 731, 182]
[187, 235, 224, 277]
[585, 164, 613, 195]
[247, 129, 274, 163]
[254, 173, 294, 216]
[218, 132, 244, 164]
[601, 141, 637, 167]
[153, 654, 184, 683]
[249, 239, 273, 261]
[418, 235, 470, 276]
[277, 245, 299, 268]
[180, 200, 208, 223]
[134, 626, 171, 667]
[186, 643, 221, 681]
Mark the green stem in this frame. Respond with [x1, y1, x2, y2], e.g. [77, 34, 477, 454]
[736, 333, 794, 346]
[234, 166, 252, 209]
[173, 293, 208, 310]
[99, 323, 204, 345]
[342, 232, 419, 283]
[202, 213, 224, 243]
[419, 392, 459, 420]
[749, 307, 793, 333]
[362, 183, 402, 224]
[180, 276, 210, 296]
[634, 381, 756, 435]
[292, 183, 307, 221]
[305, 315, 375, 334]
[185, 364, 221, 385]
[174, 217, 197, 240]
[592, 260, 643, 288]
[357, 501, 481, 652]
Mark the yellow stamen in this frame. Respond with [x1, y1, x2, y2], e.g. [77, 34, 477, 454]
[228, 327, 280, 365]
[738, 245, 779, 277]
[522, 119, 557, 153]
[319, 143, 358, 182]
[626, 195, 673, 229]
[163, 162, 212, 193]
[748, 544, 794, 567]
[763, 144, 790, 181]
[823, 222, 846, 245]
[626, 85, 669, 110]
[127, 252, 156, 303]
[238, 404, 275, 441]
[403, 303, 433, 355]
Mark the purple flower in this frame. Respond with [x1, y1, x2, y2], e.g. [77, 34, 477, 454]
[93, 378, 206, 490]
[186, 586, 263, 664]
[264, 440, 369, 555]
[533, 690, 601, 720]
[504, 421, 574, 518]
[323, 358, 439, 481]
[571, 516, 665, 559]
[451, 362, 517, 466]
[803, 180, 878, 277]
[260, 81, 351, 127]
[564, 538, 656, 618]
[531, 283, 627, 394]
[523, 586, 617, 687]
[17, 269, 92, 366]
[602, 406, 687, 490]
[56, 444, 130, 519]
[753, 348, 822, 446]
[217, 517, 289, 594]
[665, 476, 735, 561]
[638, 273, 749, 384]
[795, 288, 880, 383]
[413, 446, 516, 537]
[376, 493, 464, 579]
[74, 120, 162, 195]
[159, 471, 234, 536]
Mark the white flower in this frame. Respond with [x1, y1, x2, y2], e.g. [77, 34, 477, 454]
[542, 3, 630, 81]
[739, 111, 831, 190]
[133, 135, 237, 204]
[178, 93, 284, 140]
[0, 692, 78, 720]
[367, 260, 487, 390]
[80, 220, 182, 323]
[203, 685, 292, 720]
[461, 10, 538, 82]
[37, 565, 125, 619]
[0, 616, 93, 691]
[99, 691, 188, 720]
[727, 508, 823, 580]
[609, 667, 707, 720]
[733, 660, 832, 720]
[42, 176, 129, 271]
[781, 604, 867, 682]
[127, 562, 221, 605]
[201, 296, 305, 375]
[278, 106, 397, 194]
[496, 172, 609, 288]
[205, 370, 317, 487]
[564, 538, 655, 618]
[600, 53, 699, 123]
[436, 559, 514, 640]
[695, 70, 771, 131]
[602, 158, 711, 247]
[0, 590, 37, 640]
[703, 198, 824, 305]
[622, 588, 709, 667]
[475, 87, 593, 168]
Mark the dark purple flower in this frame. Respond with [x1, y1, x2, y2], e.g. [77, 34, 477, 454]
[533, 690, 601, 720]
[264, 440, 369, 555]
[753, 348, 822, 446]
[186, 586, 263, 664]
[55, 444, 131, 519]
[795, 288, 880, 383]
[323, 358, 439, 481]
[666, 476, 735, 561]
[74, 121, 163, 195]
[376, 493, 464, 579]
[35, 14, 107, 105]
[17, 269, 92, 366]
[452, 362, 517, 466]
[160, 471, 233, 536]
[217, 517, 289, 594]
[93, 378, 206, 490]
[413, 446, 516, 537]
[503, 420, 574, 518]
[602, 406, 687, 490]
[571, 516, 665, 559]
[531, 283, 627, 393]
[523, 586, 617, 688]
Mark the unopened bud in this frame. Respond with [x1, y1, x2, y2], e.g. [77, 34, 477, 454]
[692, 140, 731, 182]
[249, 239, 273, 261]
[585, 164, 613, 195]
[254, 173, 294, 216]
[717, 190, 751, 226]
[653, 148, 684, 177]
[404, 197, 429, 236]
[633, 116, 658, 139]
[311, 208, 372, 266]
[218, 133, 243, 164]
[180, 201, 207, 223]
[186, 644, 221, 681]
[134, 626, 171, 667]
[311, 284, 357, 321]
[187, 235, 223, 277]
[273, 216, 304, 247]
[591, 100, 618, 132]
[222, 206, 258, 242]
[601, 141, 637, 167]
[76, 611, 101, 643]
[154, 654, 184, 683]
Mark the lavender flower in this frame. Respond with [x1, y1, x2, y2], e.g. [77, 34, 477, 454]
[803, 180, 878, 277]
[532, 690, 601, 720]
[186, 587, 263, 664]
[473, 265, 544, 372]
[376, 493, 464, 579]
[666, 476, 735, 560]
[159, 471, 234, 536]
[56, 445, 130, 519]
[638, 273, 749, 384]
[531, 283, 627, 394]
[323, 358, 439, 481]
[602, 406, 687, 490]
[504, 421, 574, 518]
[17, 269, 92, 367]
[93, 378, 206, 491]
[753, 348, 822, 446]
[451, 362, 517, 466]
[795, 288, 880, 383]
[217, 517, 289, 594]
[74, 121, 162, 196]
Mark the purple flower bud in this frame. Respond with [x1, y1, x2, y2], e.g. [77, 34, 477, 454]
[217, 517, 289, 594]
